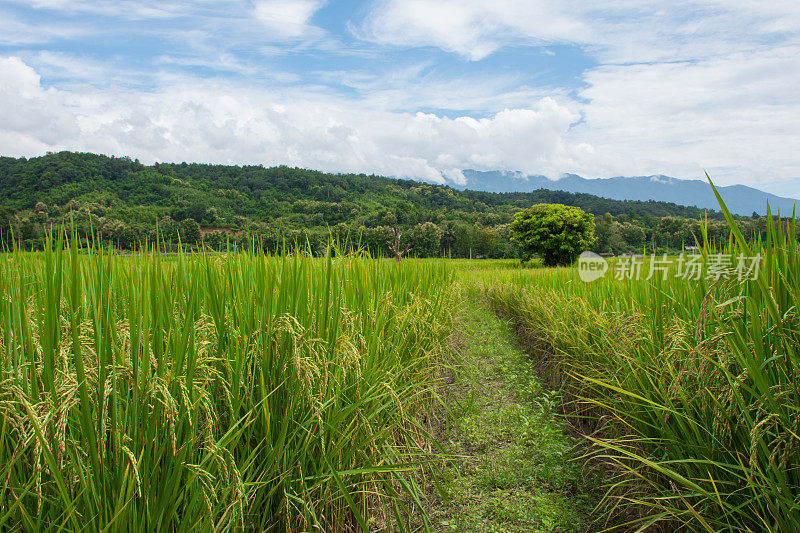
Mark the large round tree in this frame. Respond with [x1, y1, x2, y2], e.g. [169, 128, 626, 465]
[510, 204, 596, 266]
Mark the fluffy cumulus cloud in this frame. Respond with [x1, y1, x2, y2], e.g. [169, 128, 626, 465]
[0, 57, 80, 151]
[0, 56, 587, 184]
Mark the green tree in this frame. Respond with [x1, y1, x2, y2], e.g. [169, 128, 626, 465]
[440, 222, 456, 258]
[620, 222, 646, 249]
[157, 216, 179, 242]
[593, 213, 625, 254]
[179, 218, 201, 245]
[510, 204, 596, 266]
[406, 222, 442, 257]
[20, 220, 44, 250]
[0, 206, 18, 248]
[101, 219, 135, 249]
[203, 230, 227, 251]
[358, 225, 392, 257]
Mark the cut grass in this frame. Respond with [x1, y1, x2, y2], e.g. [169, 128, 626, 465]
[425, 291, 597, 533]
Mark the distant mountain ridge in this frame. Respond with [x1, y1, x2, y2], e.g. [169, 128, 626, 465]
[457, 170, 799, 216]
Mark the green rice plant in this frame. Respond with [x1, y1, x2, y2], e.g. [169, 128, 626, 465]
[0, 233, 453, 531]
[481, 189, 800, 531]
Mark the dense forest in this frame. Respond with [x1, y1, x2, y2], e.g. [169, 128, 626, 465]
[0, 151, 773, 257]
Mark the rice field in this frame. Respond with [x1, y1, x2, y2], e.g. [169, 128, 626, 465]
[0, 236, 452, 531]
[482, 199, 800, 530]
[2, 191, 799, 532]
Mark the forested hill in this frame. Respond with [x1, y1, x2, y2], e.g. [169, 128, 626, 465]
[1, 151, 755, 257]
[1, 151, 715, 222]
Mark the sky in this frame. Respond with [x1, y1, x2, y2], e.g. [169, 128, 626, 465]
[1, 1, 799, 192]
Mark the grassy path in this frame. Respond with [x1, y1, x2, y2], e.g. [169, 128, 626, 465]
[425, 295, 595, 532]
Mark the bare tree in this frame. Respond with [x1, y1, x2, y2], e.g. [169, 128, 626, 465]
[388, 226, 410, 263]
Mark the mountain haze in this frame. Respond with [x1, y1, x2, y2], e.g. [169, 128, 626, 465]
[458, 171, 799, 216]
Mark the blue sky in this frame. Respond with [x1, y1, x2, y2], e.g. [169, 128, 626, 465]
[1, 1, 799, 192]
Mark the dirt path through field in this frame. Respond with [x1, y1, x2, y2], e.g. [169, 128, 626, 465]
[422, 297, 596, 532]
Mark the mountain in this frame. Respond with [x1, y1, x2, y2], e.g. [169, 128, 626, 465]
[458, 171, 799, 216]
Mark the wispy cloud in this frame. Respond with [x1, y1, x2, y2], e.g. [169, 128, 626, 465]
[6, 0, 196, 20]
[0, 7, 96, 44]
[357, 1, 800, 63]
[356, 0, 586, 60]
[253, 0, 327, 39]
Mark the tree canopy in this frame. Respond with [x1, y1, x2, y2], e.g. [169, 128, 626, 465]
[510, 204, 596, 266]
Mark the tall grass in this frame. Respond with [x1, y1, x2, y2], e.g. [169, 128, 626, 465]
[483, 194, 800, 531]
[0, 235, 452, 531]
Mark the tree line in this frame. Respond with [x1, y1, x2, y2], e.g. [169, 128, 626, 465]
[0, 151, 782, 257]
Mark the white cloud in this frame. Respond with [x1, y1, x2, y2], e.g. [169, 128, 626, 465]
[0, 7, 94, 44]
[3, 50, 799, 187]
[358, 1, 800, 63]
[315, 61, 569, 114]
[7, 0, 197, 19]
[0, 56, 584, 184]
[0, 57, 80, 148]
[354, 1, 800, 186]
[253, 0, 326, 38]
[28, 51, 116, 84]
[2, 2, 800, 188]
[1, 1, 334, 53]
[358, 0, 586, 60]
[565, 44, 800, 184]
